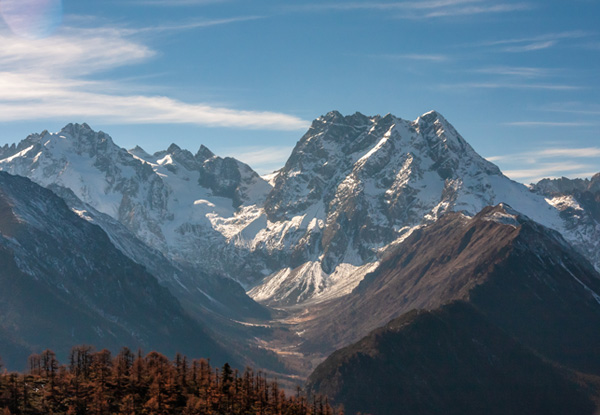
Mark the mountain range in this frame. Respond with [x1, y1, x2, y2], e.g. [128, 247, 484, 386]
[1, 111, 599, 412]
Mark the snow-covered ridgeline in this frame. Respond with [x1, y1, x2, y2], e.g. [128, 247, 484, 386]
[0, 113, 598, 307]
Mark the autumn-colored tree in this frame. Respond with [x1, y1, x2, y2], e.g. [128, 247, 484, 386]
[0, 346, 337, 415]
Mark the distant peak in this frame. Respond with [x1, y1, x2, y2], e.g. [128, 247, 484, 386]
[317, 110, 345, 124]
[131, 145, 145, 152]
[416, 110, 447, 125]
[324, 110, 343, 118]
[166, 143, 182, 154]
[129, 145, 151, 159]
[196, 144, 215, 161]
[60, 122, 94, 134]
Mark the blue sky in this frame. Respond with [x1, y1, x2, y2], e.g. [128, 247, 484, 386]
[0, 0, 598, 183]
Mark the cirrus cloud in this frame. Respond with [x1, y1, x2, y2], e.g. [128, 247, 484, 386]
[0, 20, 309, 131]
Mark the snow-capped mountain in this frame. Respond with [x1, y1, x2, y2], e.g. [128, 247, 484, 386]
[0, 112, 597, 308]
[0, 124, 268, 321]
[249, 110, 594, 304]
[531, 174, 600, 270]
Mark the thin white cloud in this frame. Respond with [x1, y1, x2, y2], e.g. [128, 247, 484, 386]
[442, 82, 580, 91]
[132, 16, 264, 33]
[488, 147, 600, 162]
[0, 73, 308, 130]
[0, 29, 154, 76]
[224, 146, 294, 173]
[422, 4, 531, 18]
[502, 40, 556, 52]
[228, 146, 294, 166]
[0, 23, 309, 131]
[488, 146, 600, 183]
[479, 31, 591, 47]
[288, 0, 531, 19]
[128, 0, 230, 5]
[506, 121, 594, 127]
[290, 0, 482, 12]
[370, 53, 448, 62]
[538, 102, 600, 116]
[503, 163, 593, 182]
[473, 31, 592, 53]
[540, 148, 600, 157]
[474, 66, 554, 77]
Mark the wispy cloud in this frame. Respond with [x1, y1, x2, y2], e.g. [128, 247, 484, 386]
[480, 31, 591, 47]
[373, 53, 449, 61]
[505, 121, 594, 127]
[287, 0, 532, 19]
[0, 29, 154, 76]
[538, 102, 600, 116]
[475, 31, 592, 52]
[225, 146, 294, 173]
[474, 66, 555, 77]
[441, 82, 580, 91]
[290, 0, 482, 12]
[502, 40, 556, 52]
[540, 148, 600, 157]
[131, 16, 264, 33]
[487, 146, 600, 182]
[421, 3, 531, 18]
[127, 0, 230, 6]
[503, 163, 593, 182]
[0, 23, 308, 131]
[488, 147, 600, 162]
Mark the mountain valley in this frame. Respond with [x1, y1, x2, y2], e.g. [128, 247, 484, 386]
[1, 111, 599, 413]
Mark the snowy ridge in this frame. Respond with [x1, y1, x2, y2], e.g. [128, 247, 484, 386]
[1, 114, 598, 307]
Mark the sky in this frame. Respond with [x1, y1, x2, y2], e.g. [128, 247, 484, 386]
[0, 0, 598, 183]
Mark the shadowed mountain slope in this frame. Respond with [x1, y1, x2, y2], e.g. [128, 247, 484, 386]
[307, 302, 600, 415]
[0, 172, 233, 369]
[299, 204, 600, 377]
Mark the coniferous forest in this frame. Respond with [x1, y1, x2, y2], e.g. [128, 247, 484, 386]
[0, 347, 339, 415]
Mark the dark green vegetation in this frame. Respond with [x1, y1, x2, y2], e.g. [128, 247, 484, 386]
[306, 205, 600, 414]
[0, 347, 338, 415]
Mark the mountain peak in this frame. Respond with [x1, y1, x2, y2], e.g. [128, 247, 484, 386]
[196, 144, 215, 162]
[166, 143, 182, 154]
[322, 110, 344, 120]
[59, 122, 94, 136]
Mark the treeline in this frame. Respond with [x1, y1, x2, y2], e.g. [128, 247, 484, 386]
[0, 347, 340, 415]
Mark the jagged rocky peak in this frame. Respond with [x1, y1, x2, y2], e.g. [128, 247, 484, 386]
[591, 172, 600, 191]
[129, 145, 152, 159]
[157, 143, 199, 172]
[59, 121, 93, 135]
[533, 176, 589, 196]
[265, 109, 501, 221]
[55, 122, 118, 156]
[195, 144, 215, 162]
[198, 155, 271, 207]
[532, 174, 600, 196]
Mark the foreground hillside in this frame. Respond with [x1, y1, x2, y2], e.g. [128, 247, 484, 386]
[307, 302, 600, 415]
[306, 205, 600, 414]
